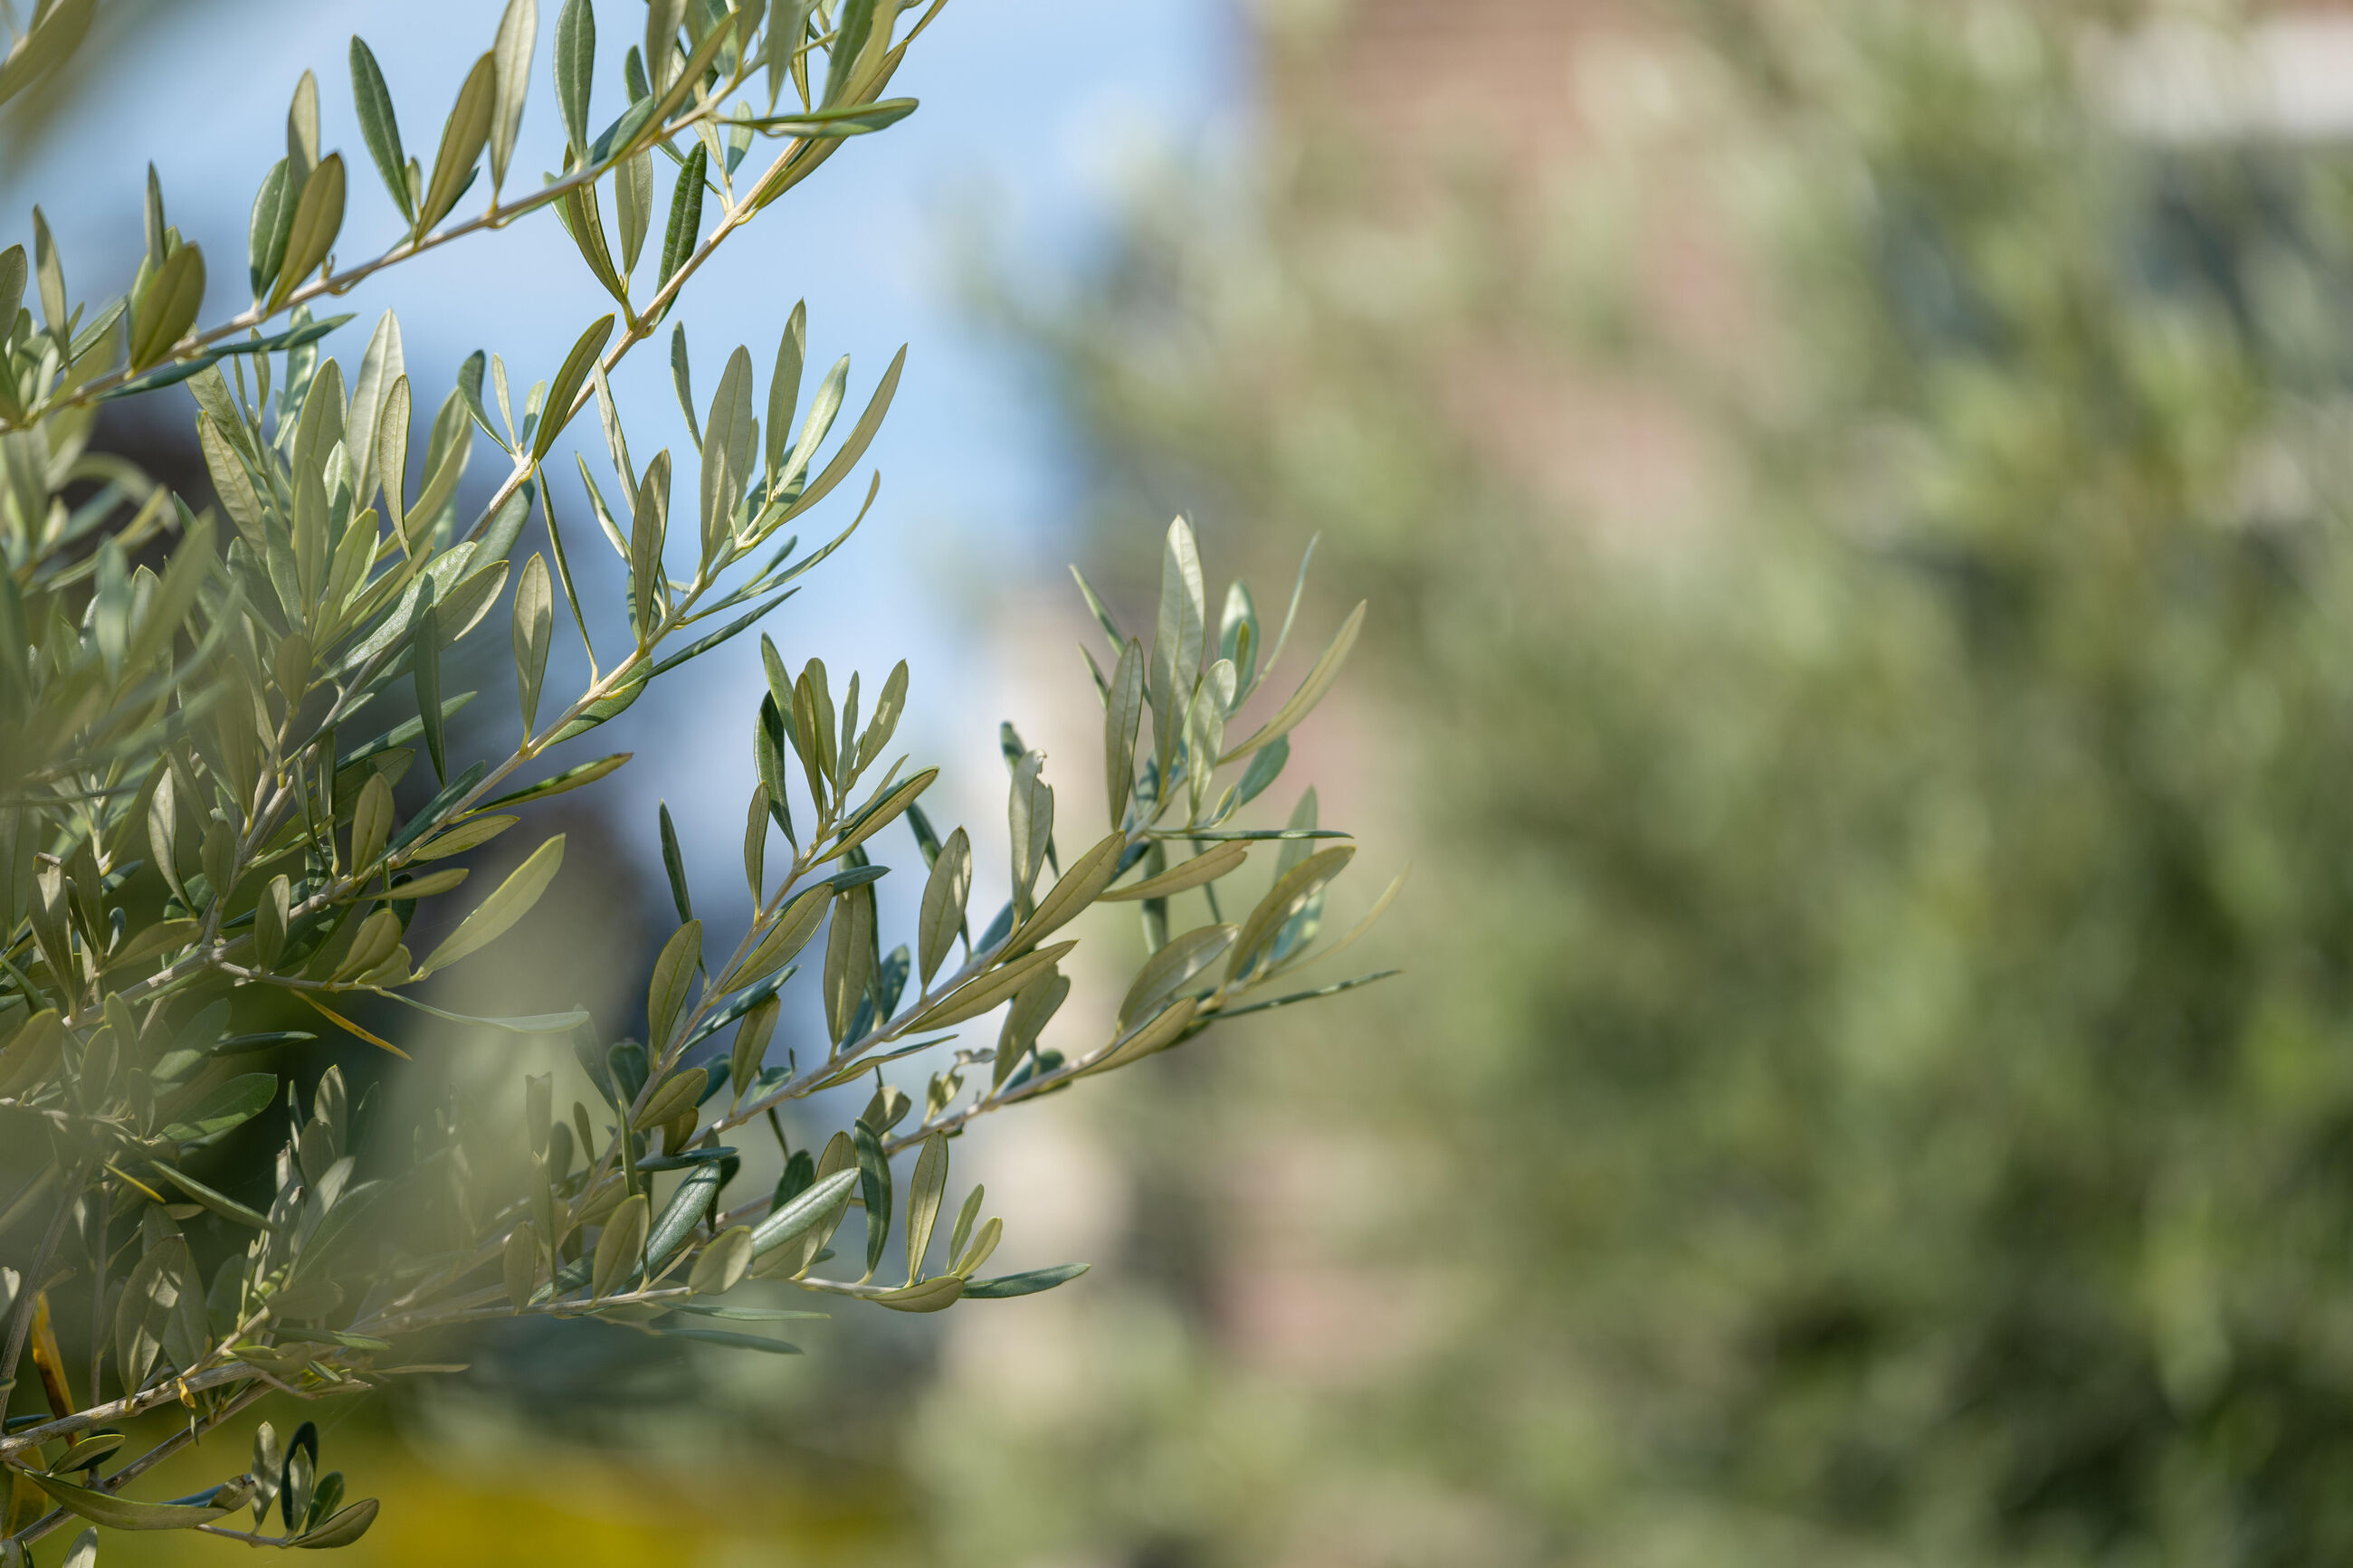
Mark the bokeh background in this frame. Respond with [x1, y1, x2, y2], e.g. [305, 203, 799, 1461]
[28, 0, 2353, 1563]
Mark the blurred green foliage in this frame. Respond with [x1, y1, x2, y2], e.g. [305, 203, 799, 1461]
[934, 2, 2353, 1563]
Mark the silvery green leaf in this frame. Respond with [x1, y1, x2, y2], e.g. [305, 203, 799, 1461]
[644, 1160, 721, 1269]
[1004, 831, 1123, 957]
[1105, 636, 1143, 830]
[1007, 750, 1052, 919]
[776, 346, 903, 525]
[993, 965, 1067, 1088]
[1149, 517, 1206, 784]
[490, 0, 538, 192]
[1118, 922, 1234, 1031]
[645, 0, 687, 98]
[511, 551, 552, 731]
[1241, 532, 1319, 705]
[345, 311, 405, 507]
[1227, 845, 1355, 985]
[766, 300, 807, 481]
[904, 1131, 948, 1284]
[554, 0, 595, 157]
[911, 940, 1076, 1031]
[748, 1165, 856, 1260]
[1099, 841, 1246, 904]
[729, 994, 779, 1102]
[670, 323, 699, 448]
[777, 353, 845, 493]
[824, 884, 874, 1044]
[959, 1263, 1089, 1299]
[616, 147, 654, 273]
[1217, 602, 1365, 766]
[764, 0, 814, 109]
[917, 825, 970, 987]
[629, 449, 672, 641]
[948, 1183, 985, 1267]
[701, 343, 755, 558]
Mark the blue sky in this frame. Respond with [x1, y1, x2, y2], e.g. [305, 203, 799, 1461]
[10, 0, 1243, 917]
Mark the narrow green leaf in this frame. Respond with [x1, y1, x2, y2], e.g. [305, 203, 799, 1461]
[349, 37, 414, 223]
[1226, 845, 1356, 984]
[657, 140, 708, 291]
[701, 343, 756, 559]
[128, 242, 204, 369]
[27, 1472, 229, 1533]
[247, 159, 295, 301]
[828, 766, 937, 862]
[616, 147, 654, 273]
[490, 0, 539, 192]
[1100, 841, 1246, 902]
[1218, 602, 1366, 765]
[644, 0, 687, 97]
[1105, 636, 1143, 829]
[148, 1162, 269, 1228]
[1118, 923, 1234, 1032]
[765, 300, 806, 480]
[959, 1263, 1089, 1299]
[911, 940, 1078, 1030]
[629, 450, 672, 642]
[415, 833, 567, 976]
[1004, 831, 1125, 957]
[854, 1117, 891, 1281]
[553, 0, 595, 157]
[513, 552, 553, 731]
[905, 1130, 947, 1283]
[270, 153, 345, 309]
[161, 1072, 277, 1143]
[292, 1497, 380, 1549]
[531, 312, 615, 461]
[688, 1225, 754, 1295]
[591, 1192, 649, 1299]
[474, 752, 630, 812]
[748, 1165, 856, 1259]
[658, 803, 693, 923]
[647, 1324, 803, 1354]
[413, 594, 446, 784]
[776, 345, 903, 523]
[643, 1158, 720, 1270]
[1150, 516, 1206, 783]
[646, 918, 701, 1049]
[420, 52, 498, 233]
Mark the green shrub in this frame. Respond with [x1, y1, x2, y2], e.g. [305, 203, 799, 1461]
[0, 3, 1386, 1560]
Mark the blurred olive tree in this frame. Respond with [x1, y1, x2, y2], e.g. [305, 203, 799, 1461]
[936, 1, 2353, 1563]
[0, 1, 1389, 1562]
